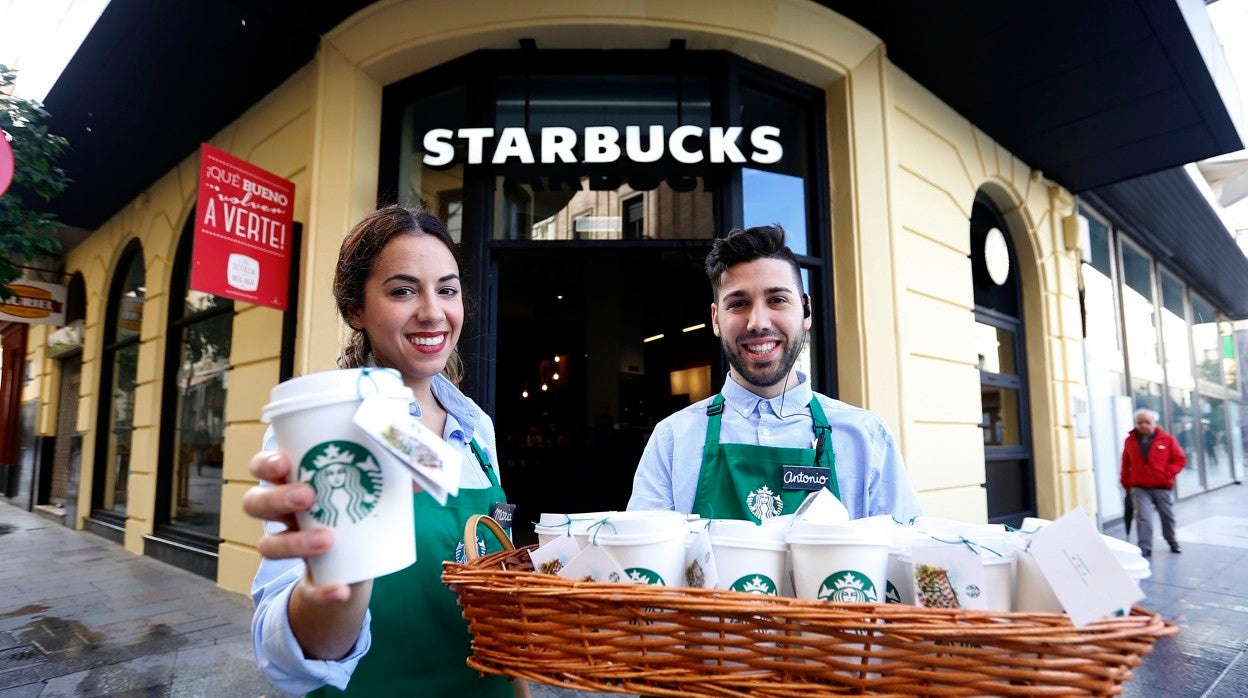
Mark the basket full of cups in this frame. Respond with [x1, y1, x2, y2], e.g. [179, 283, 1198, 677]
[443, 489, 1176, 697]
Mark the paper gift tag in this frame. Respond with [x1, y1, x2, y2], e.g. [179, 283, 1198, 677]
[906, 543, 987, 610]
[352, 394, 461, 504]
[792, 487, 850, 523]
[1025, 507, 1144, 626]
[684, 527, 719, 589]
[529, 534, 582, 576]
[558, 545, 627, 584]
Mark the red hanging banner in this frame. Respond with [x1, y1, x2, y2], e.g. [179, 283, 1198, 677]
[191, 143, 295, 310]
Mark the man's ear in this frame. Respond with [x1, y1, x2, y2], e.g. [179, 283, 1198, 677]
[710, 303, 720, 337]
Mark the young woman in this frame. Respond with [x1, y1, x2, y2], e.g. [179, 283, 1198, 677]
[244, 205, 514, 696]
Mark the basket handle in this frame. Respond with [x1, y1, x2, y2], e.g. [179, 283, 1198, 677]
[463, 514, 515, 561]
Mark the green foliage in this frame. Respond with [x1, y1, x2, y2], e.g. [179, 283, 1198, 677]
[0, 64, 71, 293]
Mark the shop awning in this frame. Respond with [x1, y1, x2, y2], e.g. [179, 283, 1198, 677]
[824, 0, 1245, 194]
[34, 0, 1246, 232]
[1083, 168, 1248, 320]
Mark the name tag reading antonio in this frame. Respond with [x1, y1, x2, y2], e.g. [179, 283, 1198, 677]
[782, 465, 829, 491]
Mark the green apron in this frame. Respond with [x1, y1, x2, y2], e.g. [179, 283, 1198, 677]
[312, 439, 512, 697]
[692, 394, 839, 522]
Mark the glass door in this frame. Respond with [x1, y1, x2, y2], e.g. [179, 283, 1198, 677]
[492, 246, 719, 545]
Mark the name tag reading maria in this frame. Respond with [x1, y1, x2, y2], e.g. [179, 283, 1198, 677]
[782, 465, 830, 491]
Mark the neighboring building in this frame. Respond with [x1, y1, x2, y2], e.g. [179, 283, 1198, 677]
[1, 0, 1245, 595]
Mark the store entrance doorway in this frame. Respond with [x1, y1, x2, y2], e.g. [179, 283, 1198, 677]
[492, 245, 719, 544]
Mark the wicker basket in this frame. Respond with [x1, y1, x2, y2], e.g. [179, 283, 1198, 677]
[444, 515, 1177, 697]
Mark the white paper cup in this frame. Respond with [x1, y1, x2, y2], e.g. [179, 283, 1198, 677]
[709, 519, 788, 595]
[787, 522, 891, 603]
[535, 511, 616, 548]
[261, 368, 417, 586]
[1012, 549, 1064, 613]
[589, 512, 687, 586]
[979, 553, 1014, 612]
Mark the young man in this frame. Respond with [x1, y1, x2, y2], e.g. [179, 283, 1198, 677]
[628, 225, 922, 523]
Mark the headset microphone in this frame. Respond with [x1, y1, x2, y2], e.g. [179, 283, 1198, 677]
[802, 294, 812, 318]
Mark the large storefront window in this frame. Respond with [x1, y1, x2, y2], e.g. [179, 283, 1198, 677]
[93, 243, 145, 524]
[384, 50, 828, 543]
[1120, 242, 1163, 388]
[1159, 270, 1192, 391]
[1192, 295, 1221, 387]
[1081, 211, 1131, 524]
[1169, 388, 1201, 494]
[156, 221, 233, 550]
[491, 74, 715, 242]
[740, 83, 811, 254]
[1202, 395, 1233, 487]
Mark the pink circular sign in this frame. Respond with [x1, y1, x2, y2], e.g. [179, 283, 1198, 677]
[0, 131, 14, 198]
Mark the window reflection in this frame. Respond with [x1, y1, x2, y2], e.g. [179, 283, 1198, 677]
[399, 84, 468, 243]
[1191, 295, 1221, 387]
[494, 175, 713, 241]
[1159, 271, 1193, 390]
[1220, 320, 1238, 392]
[170, 308, 231, 535]
[105, 343, 138, 514]
[1131, 379, 1163, 417]
[1202, 396, 1232, 487]
[981, 386, 1022, 446]
[98, 249, 145, 519]
[1120, 244, 1162, 384]
[975, 322, 1016, 374]
[1169, 389, 1200, 495]
[1081, 246, 1125, 393]
[740, 83, 810, 255]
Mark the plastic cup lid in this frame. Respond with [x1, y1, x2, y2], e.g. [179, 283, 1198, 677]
[261, 367, 410, 422]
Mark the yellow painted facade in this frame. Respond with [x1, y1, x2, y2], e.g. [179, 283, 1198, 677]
[18, 0, 1092, 595]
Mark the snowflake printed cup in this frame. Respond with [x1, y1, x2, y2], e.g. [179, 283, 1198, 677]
[261, 368, 417, 586]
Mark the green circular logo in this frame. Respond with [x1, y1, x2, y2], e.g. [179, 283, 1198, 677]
[729, 574, 778, 595]
[625, 567, 666, 585]
[298, 440, 384, 527]
[816, 570, 878, 603]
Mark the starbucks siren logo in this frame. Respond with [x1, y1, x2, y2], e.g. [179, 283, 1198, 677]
[455, 534, 489, 564]
[885, 580, 901, 604]
[730, 574, 778, 595]
[299, 441, 384, 527]
[626, 568, 666, 585]
[817, 570, 879, 603]
[746, 486, 784, 520]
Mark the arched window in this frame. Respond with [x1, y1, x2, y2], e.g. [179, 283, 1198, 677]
[92, 242, 145, 529]
[155, 214, 233, 554]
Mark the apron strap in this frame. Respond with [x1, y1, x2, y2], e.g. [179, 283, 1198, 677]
[808, 398, 833, 469]
[705, 394, 726, 443]
[468, 437, 501, 489]
[702, 394, 726, 465]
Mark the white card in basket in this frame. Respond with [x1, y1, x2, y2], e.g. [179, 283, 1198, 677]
[558, 545, 627, 584]
[1026, 507, 1143, 626]
[352, 394, 461, 504]
[530, 534, 581, 576]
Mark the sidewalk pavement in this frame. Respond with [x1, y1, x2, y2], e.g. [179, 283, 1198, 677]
[3, 483, 1247, 697]
[1100, 481, 1248, 697]
[0, 505, 293, 697]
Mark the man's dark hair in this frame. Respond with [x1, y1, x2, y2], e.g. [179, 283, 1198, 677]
[705, 224, 803, 299]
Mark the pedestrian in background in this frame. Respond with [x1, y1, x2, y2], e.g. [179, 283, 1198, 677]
[1120, 408, 1186, 558]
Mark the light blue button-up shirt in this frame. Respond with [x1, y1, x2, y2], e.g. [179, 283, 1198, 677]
[250, 372, 498, 694]
[628, 372, 922, 522]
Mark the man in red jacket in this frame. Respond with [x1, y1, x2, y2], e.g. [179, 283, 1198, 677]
[1120, 408, 1187, 557]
